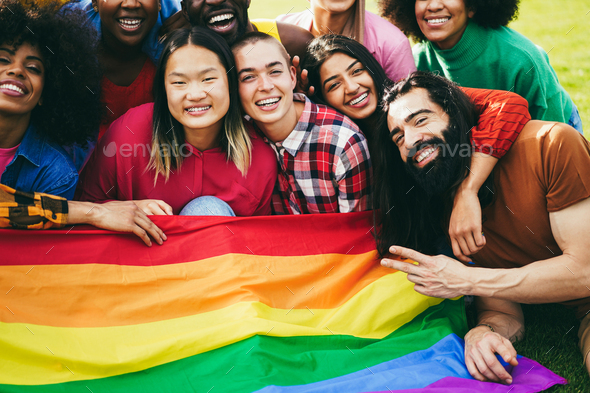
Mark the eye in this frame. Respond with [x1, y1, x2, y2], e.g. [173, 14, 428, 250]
[415, 117, 427, 126]
[171, 80, 185, 85]
[327, 81, 340, 92]
[203, 76, 217, 82]
[240, 75, 254, 82]
[352, 67, 364, 75]
[394, 134, 404, 146]
[26, 64, 42, 74]
[0, 57, 9, 64]
[270, 69, 283, 75]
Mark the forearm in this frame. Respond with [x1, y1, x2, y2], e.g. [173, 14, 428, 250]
[467, 253, 589, 303]
[67, 201, 102, 225]
[461, 152, 497, 193]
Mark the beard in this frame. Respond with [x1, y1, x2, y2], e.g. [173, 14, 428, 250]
[403, 124, 464, 198]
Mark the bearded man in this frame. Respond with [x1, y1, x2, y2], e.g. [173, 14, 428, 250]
[374, 72, 590, 383]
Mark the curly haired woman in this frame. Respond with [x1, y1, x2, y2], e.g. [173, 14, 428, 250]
[379, 0, 582, 132]
[0, 0, 101, 198]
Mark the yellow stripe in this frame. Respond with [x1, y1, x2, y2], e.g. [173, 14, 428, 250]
[0, 272, 443, 385]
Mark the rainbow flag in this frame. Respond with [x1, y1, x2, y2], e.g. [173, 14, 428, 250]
[0, 212, 565, 392]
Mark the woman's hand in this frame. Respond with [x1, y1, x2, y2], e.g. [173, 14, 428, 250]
[464, 326, 518, 384]
[134, 199, 173, 216]
[449, 188, 486, 262]
[70, 201, 167, 246]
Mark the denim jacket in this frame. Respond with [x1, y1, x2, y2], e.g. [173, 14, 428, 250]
[0, 124, 78, 199]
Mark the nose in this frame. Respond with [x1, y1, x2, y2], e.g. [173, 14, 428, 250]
[403, 131, 424, 159]
[343, 77, 359, 95]
[186, 83, 208, 101]
[425, 0, 443, 11]
[257, 74, 274, 92]
[121, 0, 140, 8]
[6, 62, 26, 79]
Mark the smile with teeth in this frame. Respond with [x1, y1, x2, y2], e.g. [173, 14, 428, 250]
[208, 13, 234, 25]
[186, 106, 211, 113]
[256, 97, 280, 107]
[427, 17, 450, 24]
[415, 146, 437, 163]
[348, 92, 368, 106]
[118, 18, 143, 30]
[0, 84, 25, 94]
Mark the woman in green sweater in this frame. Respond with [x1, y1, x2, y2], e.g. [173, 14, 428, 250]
[379, 0, 583, 133]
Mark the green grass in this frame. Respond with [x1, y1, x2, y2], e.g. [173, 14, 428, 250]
[250, 1, 590, 390]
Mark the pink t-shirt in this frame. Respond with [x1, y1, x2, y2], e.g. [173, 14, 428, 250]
[0, 144, 19, 176]
[277, 10, 416, 82]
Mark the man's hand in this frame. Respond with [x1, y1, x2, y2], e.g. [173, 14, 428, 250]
[380, 246, 473, 298]
[450, 188, 486, 262]
[158, 10, 189, 42]
[134, 199, 173, 215]
[71, 201, 167, 247]
[464, 326, 518, 384]
[292, 55, 314, 95]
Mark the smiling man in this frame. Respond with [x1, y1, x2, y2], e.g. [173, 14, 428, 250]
[374, 72, 590, 382]
[232, 32, 371, 214]
[181, 0, 313, 60]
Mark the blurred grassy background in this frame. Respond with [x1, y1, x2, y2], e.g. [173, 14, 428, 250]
[250, 0, 589, 138]
[251, 2, 590, 390]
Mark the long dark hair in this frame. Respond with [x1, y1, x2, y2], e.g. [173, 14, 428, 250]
[149, 26, 251, 183]
[302, 34, 391, 138]
[373, 72, 494, 256]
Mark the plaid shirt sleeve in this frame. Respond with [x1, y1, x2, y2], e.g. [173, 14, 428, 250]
[0, 184, 68, 229]
[334, 132, 373, 213]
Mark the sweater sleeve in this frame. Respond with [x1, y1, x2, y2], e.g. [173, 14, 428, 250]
[461, 87, 531, 159]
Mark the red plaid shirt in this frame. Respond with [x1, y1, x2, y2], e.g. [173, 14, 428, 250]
[254, 94, 372, 214]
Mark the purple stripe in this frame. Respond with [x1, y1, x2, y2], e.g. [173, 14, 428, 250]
[365, 357, 566, 392]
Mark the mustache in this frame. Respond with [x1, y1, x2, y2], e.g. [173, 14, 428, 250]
[406, 136, 446, 161]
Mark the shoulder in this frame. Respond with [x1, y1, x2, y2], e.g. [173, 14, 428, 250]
[364, 10, 406, 39]
[101, 103, 155, 145]
[490, 26, 548, 59]
[511, 120, 586, 155]
[312, 103, 367, 144]
[275, 11, 311, 30]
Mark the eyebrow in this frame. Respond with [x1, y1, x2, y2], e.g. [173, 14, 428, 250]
[237, 61, 284, 76]
[168, 67, 218, 78]
[322, 59, 359, 89]
[0, 47, 43, 63]
[388, 109, 434, 139]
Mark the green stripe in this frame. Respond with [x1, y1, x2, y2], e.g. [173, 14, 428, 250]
[0, 299, 466, 393]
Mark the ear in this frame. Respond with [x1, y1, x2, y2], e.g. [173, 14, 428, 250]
[181, 0, 188, 18]
[290, 65, 297, 90]
[38, 97, 43, 106]
[467, 8, 475, 18]
[246, 0, 251, 9]
[91, 0, 98, 11]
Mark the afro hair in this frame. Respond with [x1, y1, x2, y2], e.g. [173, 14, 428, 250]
[0, 0, 102, 147]
[379, 0, 520, 42]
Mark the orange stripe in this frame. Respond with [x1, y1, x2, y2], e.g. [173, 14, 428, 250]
[0, 251, 389, 327]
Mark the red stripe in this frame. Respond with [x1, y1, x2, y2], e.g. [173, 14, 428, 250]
[0, 211, 376, 266]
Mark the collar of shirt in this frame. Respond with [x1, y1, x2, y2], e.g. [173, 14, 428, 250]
[275, 93, 317, 158]
[13, 123, 44, 168]
[182, 141, 223, 157]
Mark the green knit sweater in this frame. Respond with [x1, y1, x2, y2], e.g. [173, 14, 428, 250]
[413, 21, 573, 123]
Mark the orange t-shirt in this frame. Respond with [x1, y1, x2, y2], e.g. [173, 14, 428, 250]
[473, 120, 590, 318]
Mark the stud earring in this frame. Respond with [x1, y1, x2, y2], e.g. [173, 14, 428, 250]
[93, 5, 98, 12]
[158, 2, 161, 12]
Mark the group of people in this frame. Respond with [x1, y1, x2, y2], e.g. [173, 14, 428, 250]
[1, 0, 589, 386]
